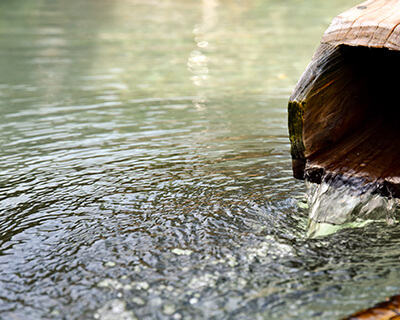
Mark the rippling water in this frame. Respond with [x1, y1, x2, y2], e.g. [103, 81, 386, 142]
[3, 0, 400, 319]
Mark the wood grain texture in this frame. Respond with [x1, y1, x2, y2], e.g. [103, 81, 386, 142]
[288, 0, 400, 197]
[343, 294, 400, 320]
[322, 0, 400, 49]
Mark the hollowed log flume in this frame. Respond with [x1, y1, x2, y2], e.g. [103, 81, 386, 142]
[289, 0, 400, 199]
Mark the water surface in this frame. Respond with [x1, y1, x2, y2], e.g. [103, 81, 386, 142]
[2, 0, 400, 319]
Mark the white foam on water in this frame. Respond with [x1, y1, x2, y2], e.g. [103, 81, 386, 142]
[305, 181, 399, 237]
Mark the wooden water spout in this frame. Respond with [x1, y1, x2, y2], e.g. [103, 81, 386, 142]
[343, 294, 400, 320]
[289, 0, 400, 198]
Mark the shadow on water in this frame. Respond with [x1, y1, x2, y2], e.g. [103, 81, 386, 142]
[2, 0, 400, 319]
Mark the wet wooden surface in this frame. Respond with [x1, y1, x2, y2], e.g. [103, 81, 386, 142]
[288, 1, 400, 197]
[343, 295, 400, 320]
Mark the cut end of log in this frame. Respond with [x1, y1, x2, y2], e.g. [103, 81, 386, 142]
[289, 0, 400, 197]
[289, 44, 400, 198]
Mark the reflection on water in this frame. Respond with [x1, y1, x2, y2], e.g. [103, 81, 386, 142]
[2, 0, 400, 319]
[189, 0, 217, 88]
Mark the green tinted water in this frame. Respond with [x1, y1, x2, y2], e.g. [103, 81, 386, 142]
[3, 0, 400, 319]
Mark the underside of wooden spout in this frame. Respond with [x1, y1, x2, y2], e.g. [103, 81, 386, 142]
[289, 44, 400, 198]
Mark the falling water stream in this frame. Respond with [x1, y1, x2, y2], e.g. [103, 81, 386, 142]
[2, 0, 400, 319]
[306, 181, 399, 238]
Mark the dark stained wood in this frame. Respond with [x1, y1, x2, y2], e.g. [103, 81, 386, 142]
[288, 1, 400, 198]
[343, 294, 400, 320]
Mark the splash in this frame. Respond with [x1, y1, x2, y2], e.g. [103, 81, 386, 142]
[305, 180, 399, 237]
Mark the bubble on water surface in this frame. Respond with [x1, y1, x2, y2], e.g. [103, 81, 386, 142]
[94, 299, 137, 320]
